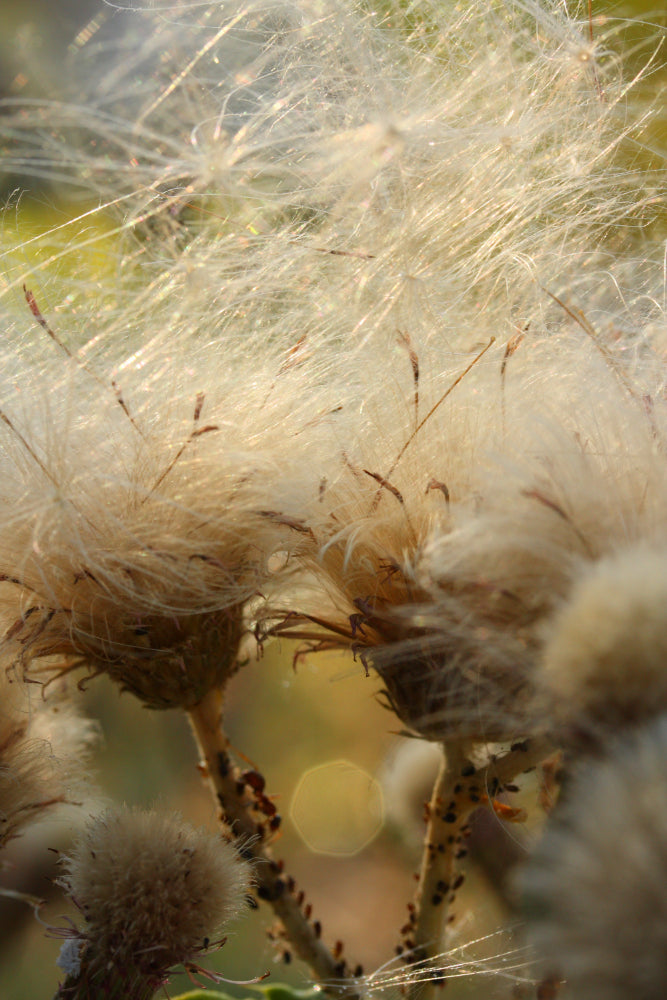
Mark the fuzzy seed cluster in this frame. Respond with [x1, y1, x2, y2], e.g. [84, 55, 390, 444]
[523, 718, 667, 1000]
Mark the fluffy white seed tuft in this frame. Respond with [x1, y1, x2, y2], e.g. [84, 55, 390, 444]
[538, 546, 667, 740]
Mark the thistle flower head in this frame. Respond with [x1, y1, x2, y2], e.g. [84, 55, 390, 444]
[266, 307, 667, 745]
[58, 807, 251, 998]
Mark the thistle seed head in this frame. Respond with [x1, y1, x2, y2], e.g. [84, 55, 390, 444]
[0, 335, 330, 709]
[422, 336, 667, 743]
[264, 338, 555, 742]
[0, 672, 95, 850]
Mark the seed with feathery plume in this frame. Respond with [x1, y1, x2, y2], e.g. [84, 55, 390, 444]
[56, 807, 251, 1000]
[1, 0, 653, 374]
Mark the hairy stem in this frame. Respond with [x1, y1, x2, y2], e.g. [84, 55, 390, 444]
[188, 688, 361, 998]
[405, 737, 553, 1000]
[405, 740, 467, 999]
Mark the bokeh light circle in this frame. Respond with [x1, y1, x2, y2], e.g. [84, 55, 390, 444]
[290, 759, 384, 856]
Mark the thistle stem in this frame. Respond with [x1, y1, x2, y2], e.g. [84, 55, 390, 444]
[406, 737, 553, 1000]
[188, 688, 361, 998]
[405, 741, 467, 1000]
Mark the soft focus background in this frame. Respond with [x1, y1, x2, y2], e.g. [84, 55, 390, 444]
[0, 1, 665, 998]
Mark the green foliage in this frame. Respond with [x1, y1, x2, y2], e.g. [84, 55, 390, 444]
[173, 985, 322, 1000]
[172, 993, 237, 1000]
[258, 984, 323, 1000]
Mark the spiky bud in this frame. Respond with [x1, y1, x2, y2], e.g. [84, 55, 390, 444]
[57, 807, 251, 1000]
